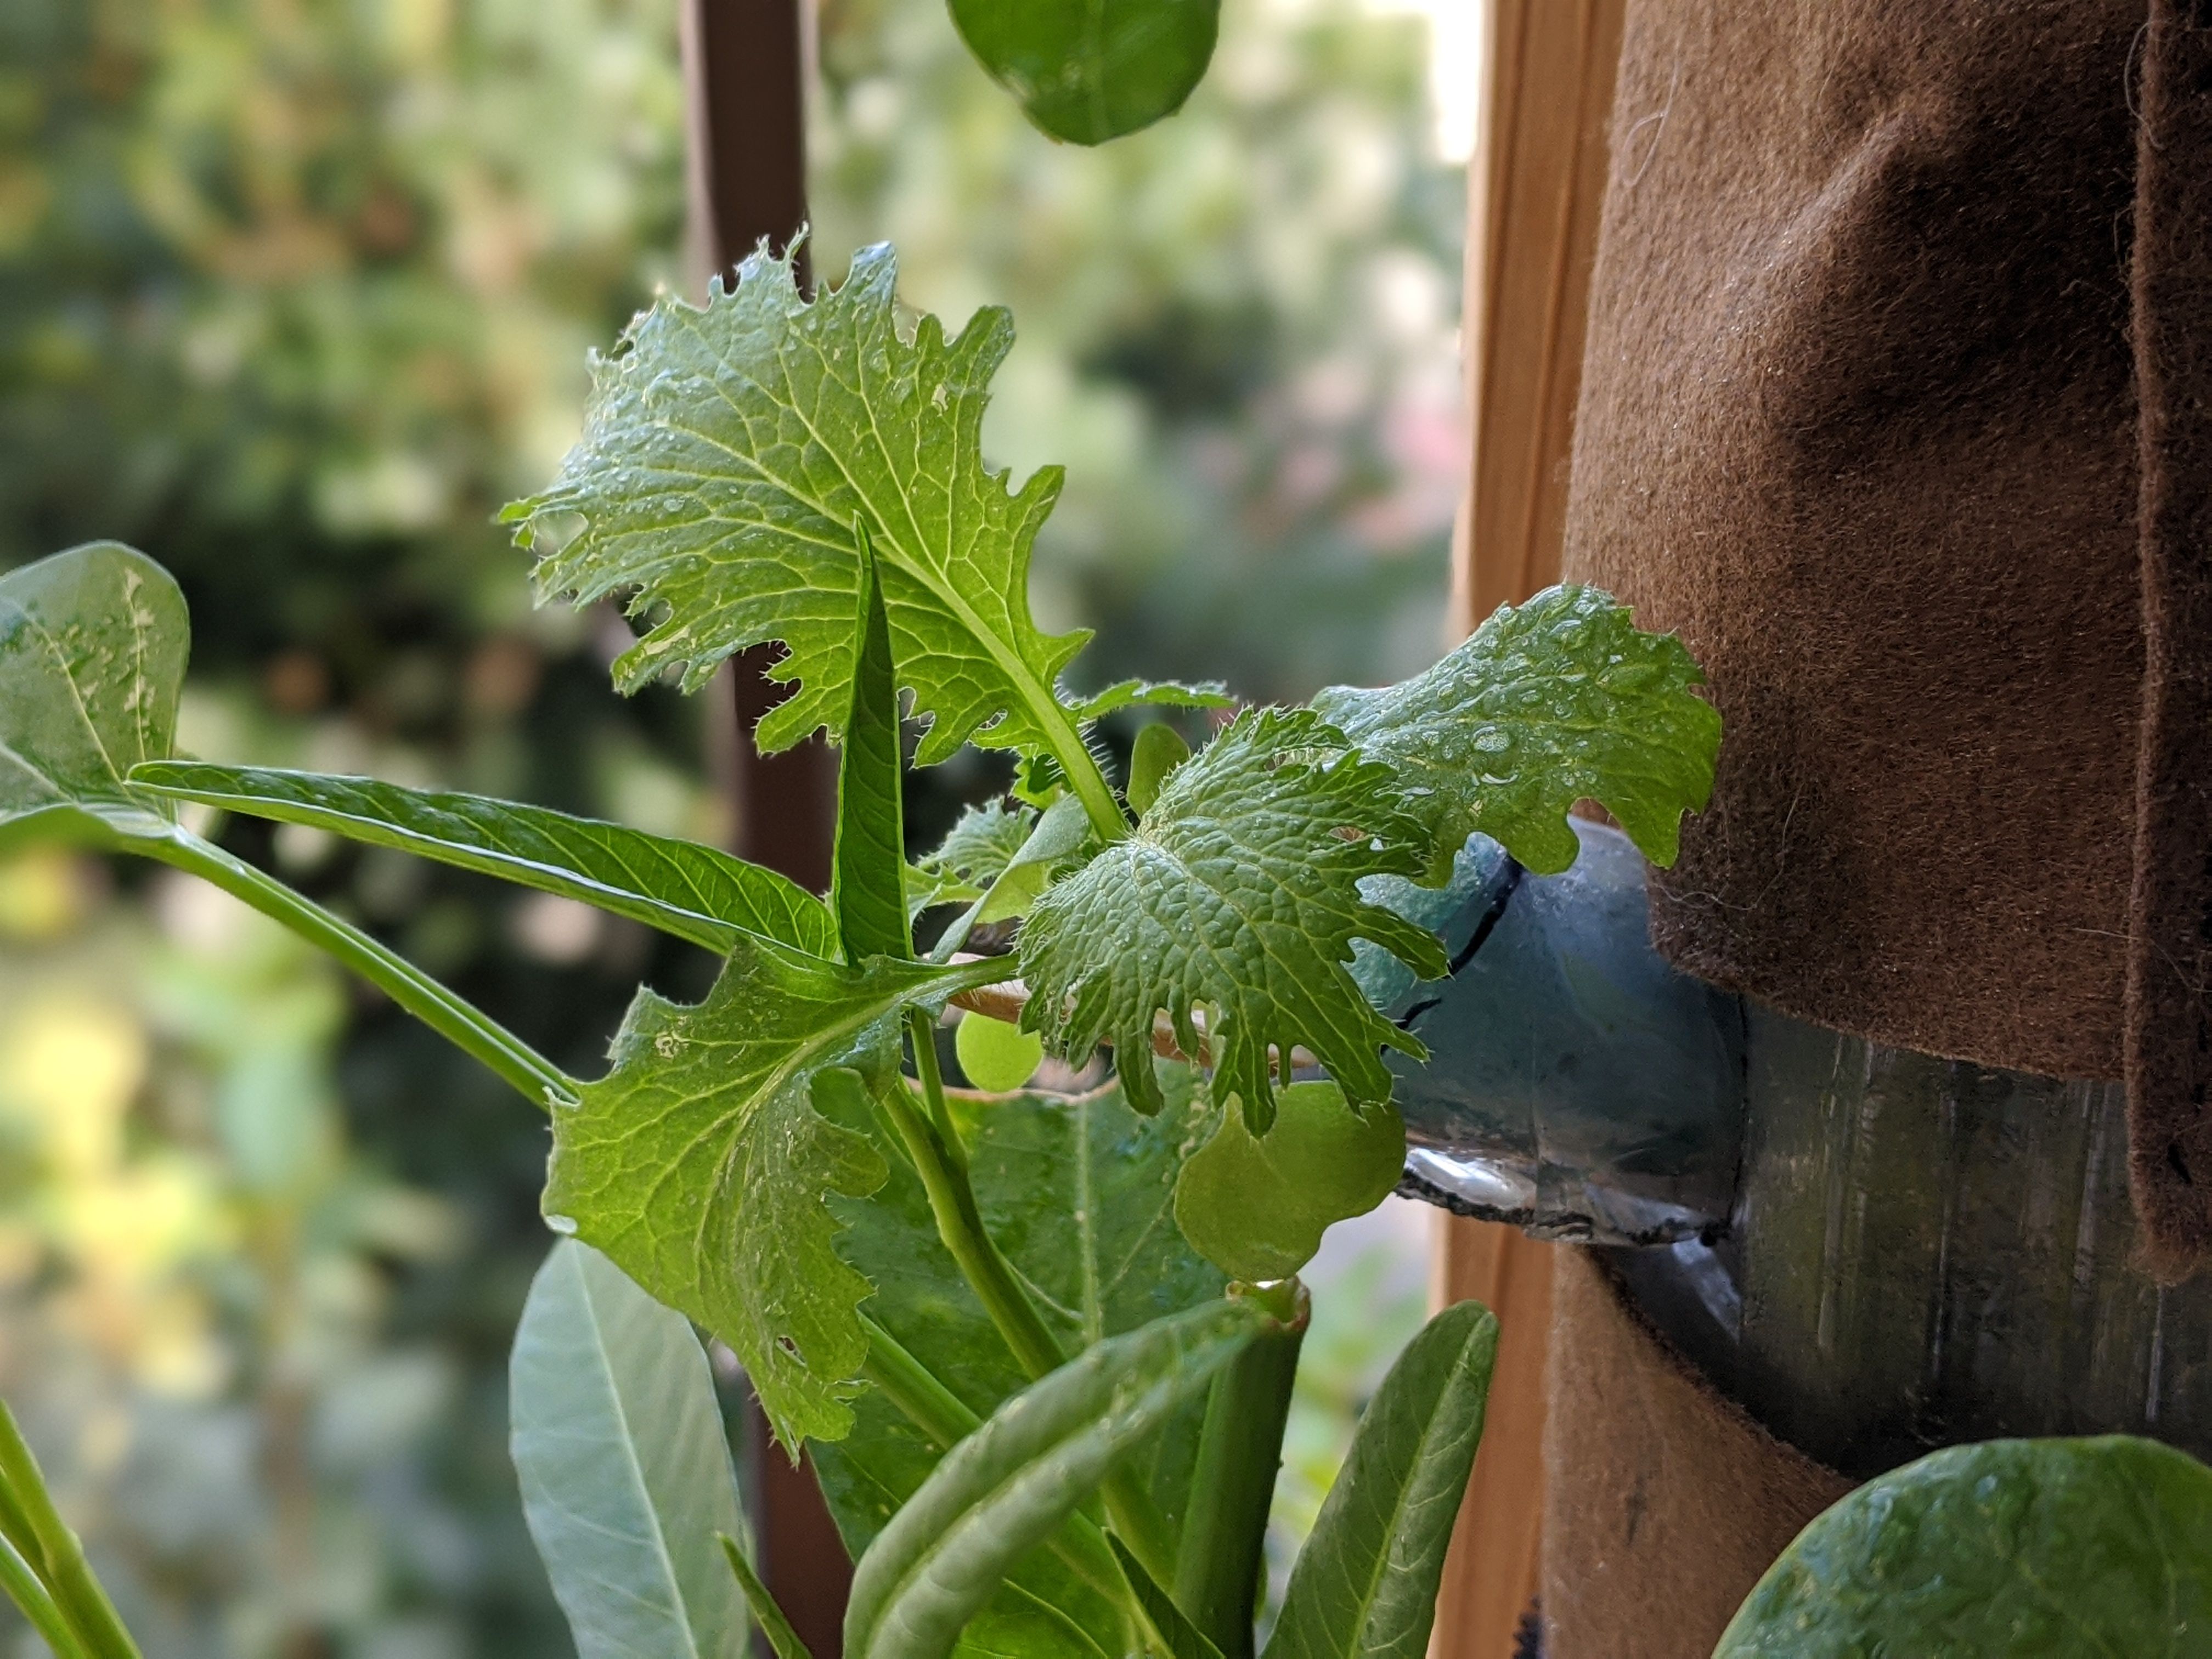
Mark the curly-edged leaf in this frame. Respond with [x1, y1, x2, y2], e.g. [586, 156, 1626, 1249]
[1019, 710, 1447, 1128]
[511, 1240, 752, 1659]
[833, 531, 911, 963]
[1070, 679, 1231, 723]
[948, 0, 1222, 145]
[1714, 1437, 2212, 1657]
[1107, 1534, 1223, 1659]
[506, 241, 1096, 775]
[545, 940, 989, 1450]
[0, 542, 187, 852]
[912, 799, 1036, 913]
[812, 1066, 1224, 1658]
[132, 761, 834, 957]
[843, 1299, 1268, 1659]
[1263, 1300, 1498, 1659]
[1173, 1080, 1404, 1282]
[1311, 585, 1719, 876]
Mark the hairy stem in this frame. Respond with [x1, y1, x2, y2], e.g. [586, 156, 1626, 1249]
[1173, 1279, 1308, 1658]
[0, 1402, 140, 1659]
[142, 832, 578, 1110]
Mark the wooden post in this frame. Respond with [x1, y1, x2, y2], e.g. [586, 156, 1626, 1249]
[681, 1, 849, 1650]
[1434, 2, 1624, 1656]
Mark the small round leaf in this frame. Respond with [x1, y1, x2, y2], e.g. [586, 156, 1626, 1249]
[956, 1011, 1045, 1091]
[1172, 1080, 1404, 1282]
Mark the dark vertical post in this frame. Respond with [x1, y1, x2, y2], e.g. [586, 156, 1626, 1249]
[680, 0, 850, 1650]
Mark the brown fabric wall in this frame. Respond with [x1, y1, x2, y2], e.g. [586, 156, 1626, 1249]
[1541, 1251, 1850, 1658]
[2127, 4, 2212, 1272]
[1561, 0, 2212, 1262]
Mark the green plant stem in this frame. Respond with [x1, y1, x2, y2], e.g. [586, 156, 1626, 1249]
[0, 1402, 140, 1659]
[1173, 1279, 1308, 1659]
[0, 1530, 90, 1659]
[142, 832, 578, 1110]
[1047, 723, 1128, 845]
[877, 1055, 1178, 1585]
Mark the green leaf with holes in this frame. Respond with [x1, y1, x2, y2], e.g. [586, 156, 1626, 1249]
[1019, 709, 1446, 1128]
[1312, 585, 1719, 876]
[949, 0, 1222, 145]
[1714, 1437, 2212, 1658]
[543, 941, 993, 1451]
[1, 541, 187, 853]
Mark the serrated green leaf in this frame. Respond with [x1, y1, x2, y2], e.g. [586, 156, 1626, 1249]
[0, 541, 187, 853]
[843, 1299, 1267, 1659]
[1311, 585, 1719, 876]
[719, 1534, 815, 1659]
[1107, 1534, 1223, 1659]
[1124, 723, 1191, 819]
[948, 0, 1222, 145]
[132, 761, 835, 957]
[1019, 709, 1447, 1128]
[510, 1240, 752, 1659]
[812, 1069, 1224, 1657]
[1263, 1300, 1497, 1659]
[977, 795, 1092, 926]
[955, 1014, 1042, 1092]
[834, 531, 912, 963]
[1715, 1437, 2212, 1657]
[505, 243, 1111, 819]
[544, 939, 989, 1450]
[912, 799, 1036, 915]
[1070, 679, 1231, 723]
[1173, 1080, 1403, 1282]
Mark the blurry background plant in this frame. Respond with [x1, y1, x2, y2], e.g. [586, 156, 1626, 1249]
[0, 0, 1462, 1650]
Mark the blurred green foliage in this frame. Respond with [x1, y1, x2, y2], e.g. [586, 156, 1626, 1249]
[0, 0, 1461, 1650]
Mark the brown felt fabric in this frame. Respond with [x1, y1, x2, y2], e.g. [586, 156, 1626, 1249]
[1560, 0, 2212, 1262]
[2127, 4, 2212, 1273]
[1541, 1250, 1850, 1658]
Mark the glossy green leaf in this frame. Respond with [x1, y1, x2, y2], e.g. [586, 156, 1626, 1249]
[813, 1068, 1225, 1656]
[947, 0, 1222, 145]
[1311, 585, 1719, 876]
[1714, 1436, 2212, 1657]
[1020, 709, 1447, 1127]
[974, 795, 1092, 926]
[0, 541, 187, 853]
[132, 761, 835, 957]
[544, 940, 993, 1449]
[1125, 723, 1191, 818]
[834, 531, 912, 963]
[955, 1013, 1042, 1092]
[843, 1299, 1268, 1659]
[719, 1534, 815, 1659]
[510, 1240, 751, 1659]
[1107, 1533, 1223, 1659]
[1173, 1081, 1403, 1282]
[1263, 1299, 1498, 1659]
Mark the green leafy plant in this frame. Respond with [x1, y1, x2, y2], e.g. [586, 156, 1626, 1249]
[4, 222, 2190, 1659]
[0, 235, 1715, 1657]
